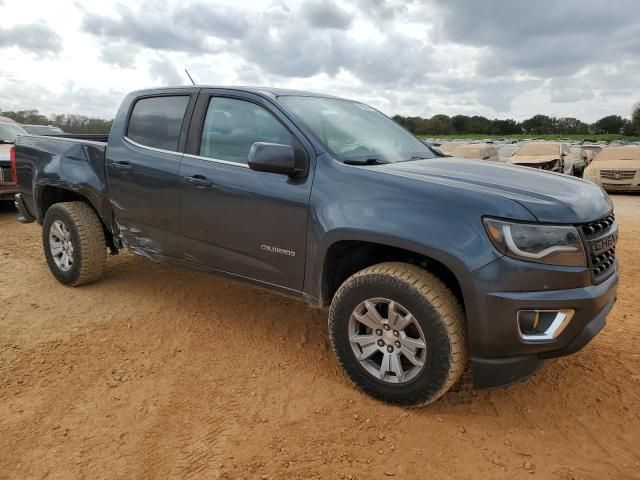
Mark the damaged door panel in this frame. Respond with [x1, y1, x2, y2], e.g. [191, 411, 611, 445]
[106, 92, 197, 259]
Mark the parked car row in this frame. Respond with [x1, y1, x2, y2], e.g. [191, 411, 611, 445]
[426, 137, 640, 192]
[0, 117, 65, 202]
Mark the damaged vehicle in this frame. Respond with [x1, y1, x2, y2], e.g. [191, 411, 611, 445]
[449, 143, 502, 163]
[0, 117, 28, 201]
[583, 146, 640, 192]
[512, 141, 575, 175]
[13, 87, 618, 406]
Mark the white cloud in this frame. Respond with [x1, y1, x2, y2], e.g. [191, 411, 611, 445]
[0, 0, 638, 123]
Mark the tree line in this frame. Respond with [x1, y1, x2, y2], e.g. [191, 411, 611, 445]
[0, 109, 113, 134]
[394, 103, 640, 137]
[2, 102, 640, 137]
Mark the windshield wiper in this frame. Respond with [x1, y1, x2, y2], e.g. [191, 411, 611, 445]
[343, 158, 389, 165]
[396, 155, 433, 162]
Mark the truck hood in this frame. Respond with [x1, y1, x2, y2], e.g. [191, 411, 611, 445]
[373, 158, 612, 223]
[511, 154, 560, 165]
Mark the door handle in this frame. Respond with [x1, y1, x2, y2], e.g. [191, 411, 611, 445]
[112, 161, 132, 172]
[184, 174, 212, 188]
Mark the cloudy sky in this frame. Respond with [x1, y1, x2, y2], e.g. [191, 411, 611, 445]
[0, 0, 638, 122]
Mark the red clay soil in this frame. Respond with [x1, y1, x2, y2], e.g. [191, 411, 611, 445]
[1, 195, 639, 479]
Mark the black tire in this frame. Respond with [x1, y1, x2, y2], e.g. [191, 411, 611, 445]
[329, 262, 467, 406]
[42, 201, 107, 286]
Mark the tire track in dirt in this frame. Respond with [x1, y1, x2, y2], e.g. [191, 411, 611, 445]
[1, 197, 640, 479]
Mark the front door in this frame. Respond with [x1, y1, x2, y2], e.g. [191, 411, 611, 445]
[178, 91, 314, 292]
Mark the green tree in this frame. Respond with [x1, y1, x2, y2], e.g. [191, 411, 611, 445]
[631, 102, 640, 135]
[490, 119, 520, 135]
[592, 115, 626, 134]
[556, 117, 589, 135]
[451, 115, 471, 134]
[521, 115, 556, 135]
[425, 114, 453, 135]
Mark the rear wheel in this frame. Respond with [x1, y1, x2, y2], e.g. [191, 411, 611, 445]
[42, 201, 106, 286]
[328, 262, 468, 406]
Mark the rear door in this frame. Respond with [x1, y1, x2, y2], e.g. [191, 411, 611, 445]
[178, 89, 314, 292]
[106, 90, 197, 258]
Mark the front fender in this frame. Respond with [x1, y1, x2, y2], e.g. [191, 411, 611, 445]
[303, 155, 536, 304]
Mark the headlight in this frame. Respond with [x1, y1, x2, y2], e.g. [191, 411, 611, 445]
[483, 218, 587, 267]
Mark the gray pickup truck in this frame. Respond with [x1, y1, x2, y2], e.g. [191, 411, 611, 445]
[13, 87, 618, 406]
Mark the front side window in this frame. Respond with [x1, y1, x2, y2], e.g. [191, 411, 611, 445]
[278, 96, 434, 163]
[127, 96, 189, 152]
[200, 97, 292, 164]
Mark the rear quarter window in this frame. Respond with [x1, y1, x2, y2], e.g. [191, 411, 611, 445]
[127, 96, 189, 152]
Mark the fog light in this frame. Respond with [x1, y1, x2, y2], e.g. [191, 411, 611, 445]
[517, 309, 574, 342]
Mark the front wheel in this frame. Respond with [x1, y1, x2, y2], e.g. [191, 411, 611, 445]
[328, 262, 468, 406]
[42, 201, 107, 286]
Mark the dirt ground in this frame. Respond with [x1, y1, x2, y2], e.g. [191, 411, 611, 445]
[1, 196, 639, 480]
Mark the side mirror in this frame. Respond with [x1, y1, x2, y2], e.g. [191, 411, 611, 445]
[248, 142, 297, 175]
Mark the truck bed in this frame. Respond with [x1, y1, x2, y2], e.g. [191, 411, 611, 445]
[14, 134, 111, 226]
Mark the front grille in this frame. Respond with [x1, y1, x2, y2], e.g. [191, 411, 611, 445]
[591, 248, 616, 277]
[580, 213, 615, 236]
[579, 214, 617, 281]
[600, 169, 637, 180]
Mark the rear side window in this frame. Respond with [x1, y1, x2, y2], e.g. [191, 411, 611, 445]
[127, 96, 189, 152]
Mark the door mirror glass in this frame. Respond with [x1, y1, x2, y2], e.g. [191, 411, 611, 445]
[248, 142, 297, 175]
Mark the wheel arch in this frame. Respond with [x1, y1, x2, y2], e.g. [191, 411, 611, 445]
[318, 238, 467, 313]
[38, 185, 116, 253]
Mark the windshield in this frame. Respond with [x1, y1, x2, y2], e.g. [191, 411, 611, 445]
[594, 147, 640, 162]
[516, 143, 560, 156]
[0, 123, 28, 143]
[278, 96, 435, 163]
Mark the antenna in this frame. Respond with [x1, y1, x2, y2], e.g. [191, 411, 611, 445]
[184, 68, 196, 86]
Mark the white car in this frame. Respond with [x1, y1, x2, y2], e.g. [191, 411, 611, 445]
[583, 146, 640, 192]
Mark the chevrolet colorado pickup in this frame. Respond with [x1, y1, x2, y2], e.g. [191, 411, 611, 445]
[13, 87, 618, 406]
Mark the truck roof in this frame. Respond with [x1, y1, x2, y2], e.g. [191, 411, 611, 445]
[129, 85, 348, 101]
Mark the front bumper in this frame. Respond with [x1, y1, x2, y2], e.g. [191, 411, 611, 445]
[464, 256, 618, 389]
